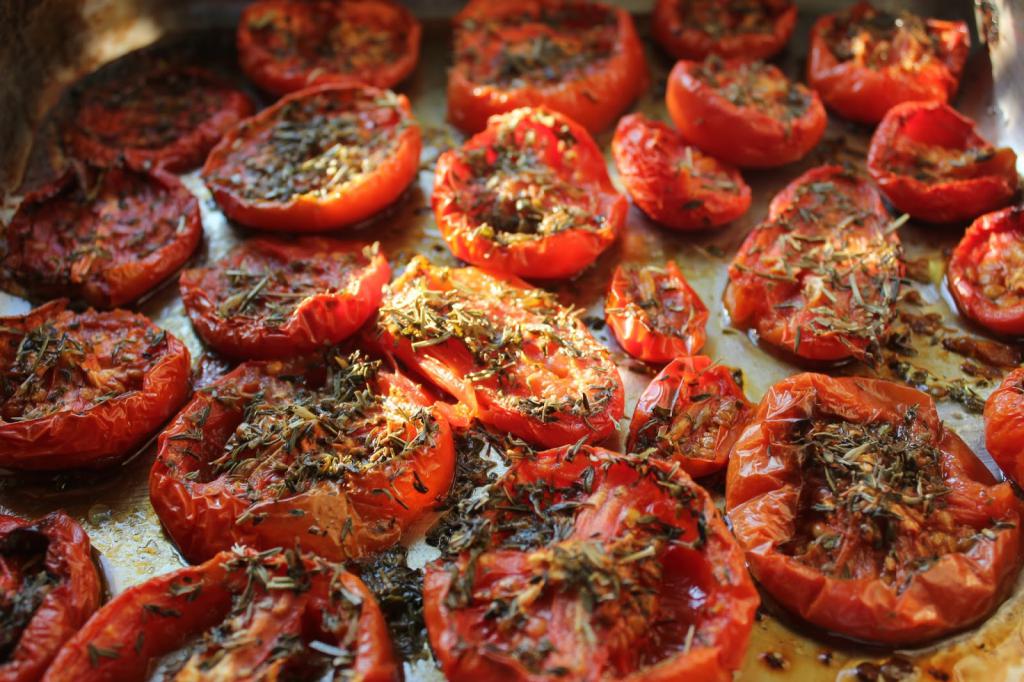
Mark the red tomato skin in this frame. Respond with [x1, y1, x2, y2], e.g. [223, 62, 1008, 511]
[985, 368, 1024, 488]
[652, 0, 797, 61]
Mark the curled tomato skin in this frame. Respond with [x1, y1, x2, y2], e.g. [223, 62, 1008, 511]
[726, 373, 1024, 645]
[448, 0, 649, 134]
[984, 368, 1024, 488]
[434, 107, 625, 279]
[868, 101, 1020, 224]
[0, 300, 191, 471]
[237, 0, 421, 96]
[652, 0, 797, 61]
[202, 84, 421, 232]
[611, 113, 750, 230]
[423, 445, 759, 682]
[42, 547, 399, 682]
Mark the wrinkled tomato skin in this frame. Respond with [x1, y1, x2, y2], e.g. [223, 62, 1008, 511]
[652, 0, 797, 61]
[984, 368, 1024, 488]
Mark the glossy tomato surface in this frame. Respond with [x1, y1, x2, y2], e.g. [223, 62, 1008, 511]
[652, 0, 796, 61]
[984, 367, 1024, 488]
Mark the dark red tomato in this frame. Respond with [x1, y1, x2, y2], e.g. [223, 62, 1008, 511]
[63, 65, 252, 172]
[726, 373, 1024, 645]
[42, 547, 399, 682]
[724, 165, 903, 363]
[605, 261, 709, 364]
[237, 0, 421, 96]
[985, 368, 1024, 488]
[807, 2, 970, 124]
[433, 107, 625, 279]
[0, 299, 191, 471]
[448, 0, 649, 134]
[627, 356, 750, 478]
[868, 101, 1019, 224]
[423, 445, 759, 681]
[611, 113, 750, 230]
[652, 0, 797, 61]
[150, 349, 454, 563]
[371, 257, 624, 448]
[202, 84, 421, 232]
[666, 56, 827, 168]
[2, 165, 201, 309]
[0, 512, 101, 682]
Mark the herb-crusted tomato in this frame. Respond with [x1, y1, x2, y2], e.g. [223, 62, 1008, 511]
[448, 0, 648, 134]
[984, 367, 1024, 488]
[372, 257, 624, 448]
[726, 373, 1024, 645]
[0, 300, 190, 471]
[667, 56, 827, 168]
[424, 445, 759, 681]
[237, 0, 421, 96]
[652, 0, 797, 61]
[433, 107, 625, 279]
[202, 85, 421, 232]
[2, 166, 201, 309]
[42, 547, 399, 682]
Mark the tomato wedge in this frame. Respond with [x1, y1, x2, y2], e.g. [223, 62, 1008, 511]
[237, 0, 421, 96]
[726, 373, 1023, 645]
[433, 107, 625, 279]
[2, 165, 201, 309]
[202, 84, 421, 232]
[0, 299, 191, 471]
[611, 113, 750, 230]
[666, 56, 827, 168]
[371, 257, 624, 448]
[42, 546, 399, 682]
[984, 368, 1024, 488]
[652, 0, 797, 61]
[627, 356, 750, 478]
[807, 2, 969, 124]
[868, 101, 1019, 224]
[724, 165, 903, 363]
[448, 0, 648, 134]
[0, 512, 101, 682]
[423, 445, 759, 681]
[605, 261, 709, 364]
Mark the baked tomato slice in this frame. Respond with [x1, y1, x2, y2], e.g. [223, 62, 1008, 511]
[652, 0, 797, 61]
[63, 64, 252, 172]
[2, 165, 201, 309]
[605, 261, 709, 363]
[150, 349, 454, 563]
[0, 299, 191, 471]
[868, 101, 1019, 224]
[424, 445, 759, 681]
[807, 2, 969, 124]
[0, 512, 102, 682]
[724, 165, 903, 363]
[202, 84, 421, 232]
[726, 373, 1024, 645]
[433, 107, 625, 279]
[180, 238, 390, 360]
[627, 356, 750, 478]
[666, 56, 827, 168]
[237, 0, 421, 96]
[984, 368, 1024, 488]
[42, 547, 399, 682]
[448, 0, 648, 134]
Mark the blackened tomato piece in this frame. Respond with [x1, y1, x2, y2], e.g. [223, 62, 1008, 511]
[984, 367, 1024, 488]
[653, 0, 797, 61]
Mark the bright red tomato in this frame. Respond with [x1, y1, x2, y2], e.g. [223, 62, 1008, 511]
[652, 0, 797, 61]
[984, 367, 1024, 488]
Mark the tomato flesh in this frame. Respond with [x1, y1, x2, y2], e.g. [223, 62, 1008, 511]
[652, 0, 797, 61]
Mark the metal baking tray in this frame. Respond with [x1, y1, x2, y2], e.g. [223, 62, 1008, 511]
[1, 1, 1023, 680]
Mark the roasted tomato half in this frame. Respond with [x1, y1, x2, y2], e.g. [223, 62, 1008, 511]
[868, 101, 1019, 224]
[434, 107, 625, 279]
[63, 64, 252, 172]
[202, 85, 421, 232]
[652, 0, 796, 61]
[424, 445, 759, 681]
[985, 367, 1024, 488]
[605, 261, 709, 364]
[180, 238, 390, 360]
[150, 349, 454, 563]
[448, 0, 649, 134]
[0, 300, 191, 471]
[627, 356, 750, 478]
[0, 512, 101, 682]
[726, 373, 1024, 645]
[807, 2, 970, 124]
[667, 56, 827, 169]
[237, 0, 421, 96]
[42, 547, 399, 682]
[372, 257, 624, 448]
[724, 165, 903, 363]
[611, 113, 750, 231]
[2, 165, 201, 309]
